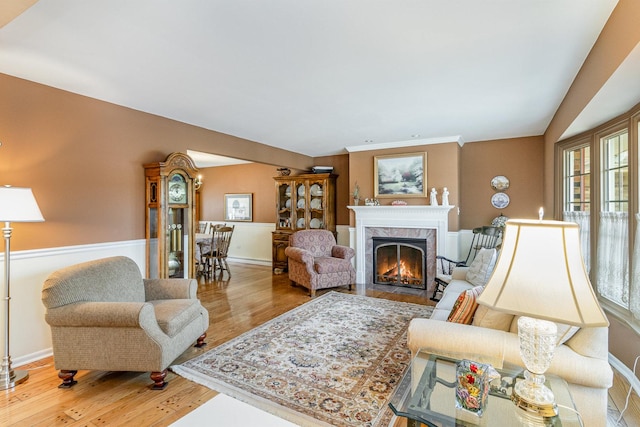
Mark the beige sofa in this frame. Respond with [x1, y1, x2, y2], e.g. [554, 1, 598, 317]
[42, 256, 209, 389]
[409, 266, 613, 426]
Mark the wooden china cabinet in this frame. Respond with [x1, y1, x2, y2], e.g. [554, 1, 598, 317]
[272, 173, 337, 271]
[144, 152, 199, 279]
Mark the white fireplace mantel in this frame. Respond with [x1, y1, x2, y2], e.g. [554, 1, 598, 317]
[348, 205, 455, 284]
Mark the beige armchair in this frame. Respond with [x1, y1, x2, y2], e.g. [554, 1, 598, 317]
[41, 256, 209, 390]
[284, 229, 355, 297]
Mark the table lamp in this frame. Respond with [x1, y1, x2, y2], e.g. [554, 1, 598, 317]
[0, 186, 44, 390]
[476, 217, 608, 418]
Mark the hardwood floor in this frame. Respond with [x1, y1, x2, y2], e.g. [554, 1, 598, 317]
[2, 262, 638, 426]
[0, 262, 432, 426]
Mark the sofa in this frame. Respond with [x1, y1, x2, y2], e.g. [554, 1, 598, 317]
[408, 252, 613, 426]
[41, 256, 209, 389]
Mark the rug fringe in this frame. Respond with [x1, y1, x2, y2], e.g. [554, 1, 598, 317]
[171, 364, 334, 427]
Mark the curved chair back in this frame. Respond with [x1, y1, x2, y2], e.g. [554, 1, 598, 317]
[289, 229, 336, 257]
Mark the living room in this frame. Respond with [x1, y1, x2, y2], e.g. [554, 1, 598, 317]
[1, 1, 640, 425]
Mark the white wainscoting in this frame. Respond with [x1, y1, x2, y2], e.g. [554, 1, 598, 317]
[202, 222, 276, 266]
[7, 240, 147, 367]
[12, 223, 354, 366]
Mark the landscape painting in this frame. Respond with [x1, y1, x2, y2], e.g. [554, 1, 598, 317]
[374, 152, 426, 197]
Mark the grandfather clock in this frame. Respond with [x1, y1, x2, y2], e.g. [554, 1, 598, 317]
[144, 152, 199, 279]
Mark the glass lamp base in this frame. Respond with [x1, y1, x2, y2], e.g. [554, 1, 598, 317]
[511, 371, 558, 418]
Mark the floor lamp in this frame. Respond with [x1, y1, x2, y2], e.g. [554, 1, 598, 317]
[0, 186, 44, 390]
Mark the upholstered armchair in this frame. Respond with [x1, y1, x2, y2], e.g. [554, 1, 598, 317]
[41, 256, 209, 390]
[284, 229, 356, 297]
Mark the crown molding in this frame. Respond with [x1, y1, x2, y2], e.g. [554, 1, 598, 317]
[345, 135, 464, 153]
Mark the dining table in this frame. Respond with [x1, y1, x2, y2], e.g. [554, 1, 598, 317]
[195, 232, 212, 261]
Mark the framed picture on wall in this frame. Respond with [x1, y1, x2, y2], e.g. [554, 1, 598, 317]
[224, 193, 253, 221]
[374, 152, 427, 197]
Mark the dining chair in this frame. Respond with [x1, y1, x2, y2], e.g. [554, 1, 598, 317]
[200, 225, 234, 279]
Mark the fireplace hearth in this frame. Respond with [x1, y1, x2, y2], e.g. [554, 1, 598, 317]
[373, 237, 427, 289]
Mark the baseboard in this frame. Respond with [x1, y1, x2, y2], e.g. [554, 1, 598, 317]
[228, 257, 271, 267]
[15, 348, 53, 369]
[609, 353, 640, 397]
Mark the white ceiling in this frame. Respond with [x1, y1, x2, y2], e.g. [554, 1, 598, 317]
[0, 0, 635, 160]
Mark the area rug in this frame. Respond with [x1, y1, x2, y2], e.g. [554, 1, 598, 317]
[171, 291, 433, 427]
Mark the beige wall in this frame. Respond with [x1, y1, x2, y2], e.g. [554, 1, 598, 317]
[348, 142, 461, 230]
[313, 154, 350, 226]
[460, 136, 545, 229]
[198, 163, 284, 224]
[544, 0, 640, 212]
[0, 73, 313, 250]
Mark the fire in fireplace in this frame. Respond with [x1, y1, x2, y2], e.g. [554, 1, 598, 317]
[372, 237, 427, 289]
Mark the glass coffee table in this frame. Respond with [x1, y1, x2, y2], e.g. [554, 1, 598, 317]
[389, 349, 581, 426]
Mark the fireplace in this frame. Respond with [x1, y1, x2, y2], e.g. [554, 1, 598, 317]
[348, 205, 455, 292]
[373, 237, 427, 289]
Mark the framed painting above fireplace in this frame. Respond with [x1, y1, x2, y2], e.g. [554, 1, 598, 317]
[374, 152, 426, 197]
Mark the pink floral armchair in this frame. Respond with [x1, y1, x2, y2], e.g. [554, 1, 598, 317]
[284, 230, 356, 297]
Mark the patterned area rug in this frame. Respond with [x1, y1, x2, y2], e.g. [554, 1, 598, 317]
[172, 291, 433, 427]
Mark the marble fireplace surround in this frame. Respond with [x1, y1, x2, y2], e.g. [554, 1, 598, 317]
[348, 205, 455, 285]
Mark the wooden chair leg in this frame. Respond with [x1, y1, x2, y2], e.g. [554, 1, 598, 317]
[150, 370, 168, 390]
[58, 369, 78, 388]
[195, 333, 207, 348]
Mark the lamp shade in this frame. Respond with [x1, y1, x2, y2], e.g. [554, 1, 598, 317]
[476, 219, 608, 327]
[0, 186, 44, 222]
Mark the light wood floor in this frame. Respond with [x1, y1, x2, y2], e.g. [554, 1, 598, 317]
[1, 262, 638, 426]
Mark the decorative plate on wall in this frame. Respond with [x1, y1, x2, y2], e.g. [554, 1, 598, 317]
[490, 175, 510, 191]
[491, 192, 510, 209]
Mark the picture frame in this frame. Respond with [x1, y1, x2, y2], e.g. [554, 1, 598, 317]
[224, 193, 253, 221]
[374, 152, 427, 197]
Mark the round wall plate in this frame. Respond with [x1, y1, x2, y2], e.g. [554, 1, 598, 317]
[491, 192, 510, 209]
[490, 175, 510, 191]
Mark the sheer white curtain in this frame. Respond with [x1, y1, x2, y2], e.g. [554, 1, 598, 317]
[596, 212, 629, 306]
[631, 214, 640, 319]
[564, 211, 591, 272]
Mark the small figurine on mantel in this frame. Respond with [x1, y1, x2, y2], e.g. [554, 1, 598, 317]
[430, 187, 438, 206]
[353, 181, 360, 205]
[442, 187, 450, 206]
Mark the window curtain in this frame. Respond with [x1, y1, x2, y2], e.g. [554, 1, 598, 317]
[564, 211, 591, 272]
[631, 214, 640, 319]
[596, 211, 629, 307]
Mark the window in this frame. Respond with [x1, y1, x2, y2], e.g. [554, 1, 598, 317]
[596, 130, 629, 308]
[565, 145, 590, 212]
[558, 107, 640, 323]
[601, 130, 628, 212]
[563, 144, 591, 271]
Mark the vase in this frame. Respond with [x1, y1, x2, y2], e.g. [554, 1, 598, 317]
[455, 359, 490, 417]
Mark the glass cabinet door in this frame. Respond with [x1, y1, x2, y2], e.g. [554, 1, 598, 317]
[167, 207, 185, 278]
[309, 179, 325, 230]
[277, 182, 293, 229]
[295, 182, 307, 229]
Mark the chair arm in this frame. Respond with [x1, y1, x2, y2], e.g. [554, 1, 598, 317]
[451, 267, 470, 280]
[331, 245, 355, 261]
[45, 301, 157, 329]
[408, 319, 613, 389]
[284, 246, 314, 266]
[436, 255, 466, 275]
[144, 278, 196, 300]
[408, 318, 506, 367]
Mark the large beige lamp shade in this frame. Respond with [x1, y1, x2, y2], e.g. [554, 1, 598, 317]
[477, 219, 608, 418]
[477, 219, 608, 327]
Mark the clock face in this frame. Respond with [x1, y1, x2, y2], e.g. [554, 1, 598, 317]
[168, 174, 187, 204]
